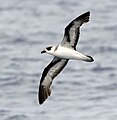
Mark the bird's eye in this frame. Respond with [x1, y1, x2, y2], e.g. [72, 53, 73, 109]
[46, 46, 52, 51]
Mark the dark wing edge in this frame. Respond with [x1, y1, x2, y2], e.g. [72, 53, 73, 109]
[38, 57, 68, 104]
[61, 11, 90, 49]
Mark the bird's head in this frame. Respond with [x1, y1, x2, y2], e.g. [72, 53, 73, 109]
[41, 46, 55, 54]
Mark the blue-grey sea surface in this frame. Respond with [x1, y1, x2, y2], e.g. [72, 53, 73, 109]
[0, 0, 117, 120]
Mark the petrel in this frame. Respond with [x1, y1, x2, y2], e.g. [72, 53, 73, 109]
[38, 11, 94, 104]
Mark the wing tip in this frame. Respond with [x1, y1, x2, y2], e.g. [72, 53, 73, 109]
[78, 11, 90, 23]
[38, 85, 51, 105]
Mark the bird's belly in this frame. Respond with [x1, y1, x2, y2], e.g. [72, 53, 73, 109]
[53, 48, 81, 60]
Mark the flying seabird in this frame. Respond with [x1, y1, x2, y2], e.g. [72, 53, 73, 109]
[38, 11, 94, 104]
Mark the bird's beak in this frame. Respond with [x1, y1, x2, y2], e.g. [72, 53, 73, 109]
[41, 50, 46, 54]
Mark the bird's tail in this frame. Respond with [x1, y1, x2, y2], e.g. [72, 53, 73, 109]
[75, 51, 94, 62]
[84, 55, 94, 62]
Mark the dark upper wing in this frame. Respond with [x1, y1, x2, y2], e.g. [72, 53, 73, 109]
[38, 57, 68, 104]
[61, 11, 90, 49]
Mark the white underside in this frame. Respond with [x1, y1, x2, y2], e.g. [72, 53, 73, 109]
[48, 45, 90, 61]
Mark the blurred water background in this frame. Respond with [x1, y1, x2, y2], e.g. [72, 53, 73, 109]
[0, 0, 117, 120]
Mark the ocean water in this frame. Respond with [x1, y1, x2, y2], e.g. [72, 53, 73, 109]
[0, 0, 117, 120]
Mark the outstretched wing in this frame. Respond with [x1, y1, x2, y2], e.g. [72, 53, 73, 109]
[61, 11, 90, 49]
[38, 57, 68, 104]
